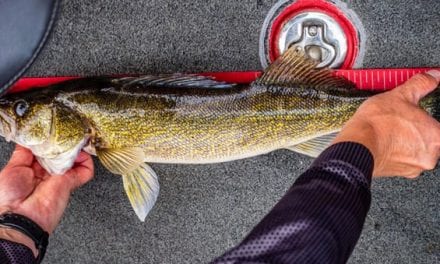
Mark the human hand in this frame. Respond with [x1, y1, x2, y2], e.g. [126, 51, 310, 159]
[333, 70, 440, 178]
[0, 145, 93, 255]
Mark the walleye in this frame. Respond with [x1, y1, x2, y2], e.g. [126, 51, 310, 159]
[0, 47, 438, 221]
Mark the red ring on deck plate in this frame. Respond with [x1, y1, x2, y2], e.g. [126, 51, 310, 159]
[268, 0, 359, 69]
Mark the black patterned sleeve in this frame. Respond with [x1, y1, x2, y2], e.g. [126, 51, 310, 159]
[0, 239, 36, 264]
[212, 142, 374, 264]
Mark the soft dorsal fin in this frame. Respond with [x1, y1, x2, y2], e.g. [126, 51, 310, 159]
[254, 46, 355, 91]
[113, 74, 236, 90]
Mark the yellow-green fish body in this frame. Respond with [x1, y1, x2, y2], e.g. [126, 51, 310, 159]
[59, 79, 364, 164]
[0, 47, 436, 220]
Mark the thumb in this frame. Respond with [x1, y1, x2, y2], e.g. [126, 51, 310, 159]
[7, 145, 34, 168]
[395, 70, 440, 104]
[64, 152, 94, 191]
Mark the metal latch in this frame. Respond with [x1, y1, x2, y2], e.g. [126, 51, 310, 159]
[278, 12, 348, 68]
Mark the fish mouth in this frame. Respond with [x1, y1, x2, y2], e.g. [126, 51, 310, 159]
[0, 110, 15, 142]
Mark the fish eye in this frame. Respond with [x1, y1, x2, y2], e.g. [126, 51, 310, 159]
[14, 100, 29, 117]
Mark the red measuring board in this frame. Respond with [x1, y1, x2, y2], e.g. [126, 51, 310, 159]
[334, 68, 440, 91]
[10, 68, 440, 93]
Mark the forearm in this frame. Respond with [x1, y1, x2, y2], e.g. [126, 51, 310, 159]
[212, 142, 373, 264]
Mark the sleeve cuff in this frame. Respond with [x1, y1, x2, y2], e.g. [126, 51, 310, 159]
[312, 142, 374, 185]
[0, 239, 36, 263]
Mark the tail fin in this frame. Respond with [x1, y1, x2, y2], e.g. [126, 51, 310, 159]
[421, 89, 440, 121]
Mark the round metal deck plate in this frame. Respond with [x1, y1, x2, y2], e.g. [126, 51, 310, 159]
[259, 0, 366, 69]
[278, 12, 347, 68]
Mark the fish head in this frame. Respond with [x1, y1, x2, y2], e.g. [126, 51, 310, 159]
[0, 89, 89, 174]
[0, 93, 53, 146]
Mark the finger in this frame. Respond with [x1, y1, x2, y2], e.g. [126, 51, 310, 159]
[0, 166, 36, 204]
[22, 175, 75, 233]
[31, 161, 47, 179]
[0, 145, 37, 198]
[12, 153, 93, 233]
[30, 152, 93, 193]
[7, 145, 34, 168]
[395, 71, 440, 104]
[403, 172, 421, 179]
[74, 151, 92, 165]
[67, 152, 94, 190]
[427, 69, 440, 82]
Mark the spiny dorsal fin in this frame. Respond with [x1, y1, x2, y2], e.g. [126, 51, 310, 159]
[113, 74, 235, 90]
[254, 46, 355, 91]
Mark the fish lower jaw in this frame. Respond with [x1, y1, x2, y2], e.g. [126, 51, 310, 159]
[31, 138, 89, 176]
[0, 115, 15, 143]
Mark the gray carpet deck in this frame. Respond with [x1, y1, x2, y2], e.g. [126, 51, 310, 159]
[0, 0, 438, 263]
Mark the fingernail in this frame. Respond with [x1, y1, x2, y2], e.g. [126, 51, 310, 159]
[426, 70, 440, 82]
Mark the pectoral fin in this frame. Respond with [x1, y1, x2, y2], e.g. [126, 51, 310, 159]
[97, 147, 160, 221]
[97, 147, 145, 175]
[287, 132, 339, 157]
